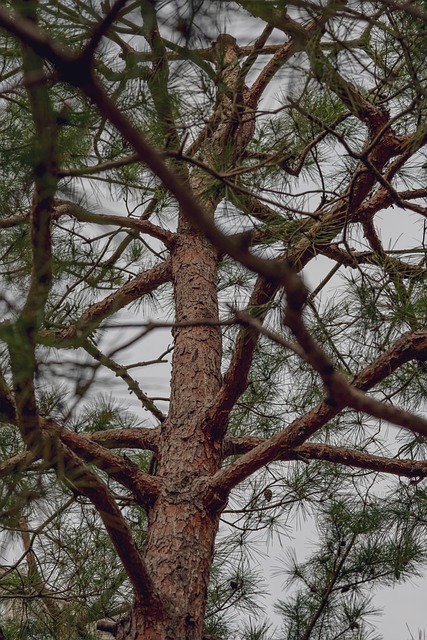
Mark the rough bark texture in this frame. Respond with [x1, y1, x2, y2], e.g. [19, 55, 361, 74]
[117, 35, 246, 639]
[137, 223, 223, 639]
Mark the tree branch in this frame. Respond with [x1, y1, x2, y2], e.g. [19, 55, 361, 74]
[57, 444, 160, 605]
[54, 199, 175, 248]
[90, 426, 160, 451]
[80, 0, 130, 63]
[82, 339, 167, 424]
[209, 329, 427, 498]
[224, 436, 427, 481]
[45, 420, 159, 506]
[43, 258, 172, 346]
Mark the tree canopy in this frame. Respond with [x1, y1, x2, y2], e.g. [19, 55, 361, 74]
[1, 0, 427, 638]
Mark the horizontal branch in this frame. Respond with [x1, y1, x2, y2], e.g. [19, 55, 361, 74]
[317, 243, 425, 278]
[224, 436, 427, 480]
[54, 200, 175, 248]
[0, 213, 29, 228]
[90, 426, 160, 451]
[0, 450, 35, 479]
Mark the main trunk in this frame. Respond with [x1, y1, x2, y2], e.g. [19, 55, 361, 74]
[117, 192, 223, 639]
[116, 36, 249, 639]
[140, 216, 223, 639]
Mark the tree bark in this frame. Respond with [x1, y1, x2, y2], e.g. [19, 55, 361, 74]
[116, 206, 223, 640]
[113, 34, 252, 640]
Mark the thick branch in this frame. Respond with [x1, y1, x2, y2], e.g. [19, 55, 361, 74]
[44, 258, 172, 346]
[90, 426, 160, 451]
[58, 444, 159, 604]
[0, 451, 35, 479]
[224, 436, 427, 480]
[44, 420, 160, 506]
[209, 329, 427, 498]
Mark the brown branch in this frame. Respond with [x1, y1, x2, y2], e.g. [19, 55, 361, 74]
[57, 444, 160, 605]
[1, 377, 159, 603]
[54, 200, 175, 248]
[208, 329, 427, 499]
[89, 426, 160, 451]
[44, 258, 172, 346]
[0, 450, 35, 479]
[44, 420, 159, 506]
[0, 374, 159, 506]
[224, 436, 427, 480]
[316, 243, 425, 278]
[0, 213, 28, 228]
[0, 408, 159, 506]
[248, 14, 326, 109]
[305, 41, 384, 130]
[238, 24, 274, 82]
[207, 281, 289, 435]
[351, 330, 427, 391]
[284, 280, 427, 437]
[0, 427, 160, 481]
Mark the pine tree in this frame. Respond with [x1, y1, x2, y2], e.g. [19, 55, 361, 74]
[1, 1, 427, 638]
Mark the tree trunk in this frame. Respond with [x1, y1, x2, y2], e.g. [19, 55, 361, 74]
[116, 35, 251, 639]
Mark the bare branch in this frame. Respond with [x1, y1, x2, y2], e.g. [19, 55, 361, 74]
[90, 426, 160, 451]
[57, 444, 160, 605]
[44, 419, 159, 506]
[54, 200, 175, 248]
[224, 436, 427, 481]
[82, 340, 167, 424]
[0, 451, 35, 479]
